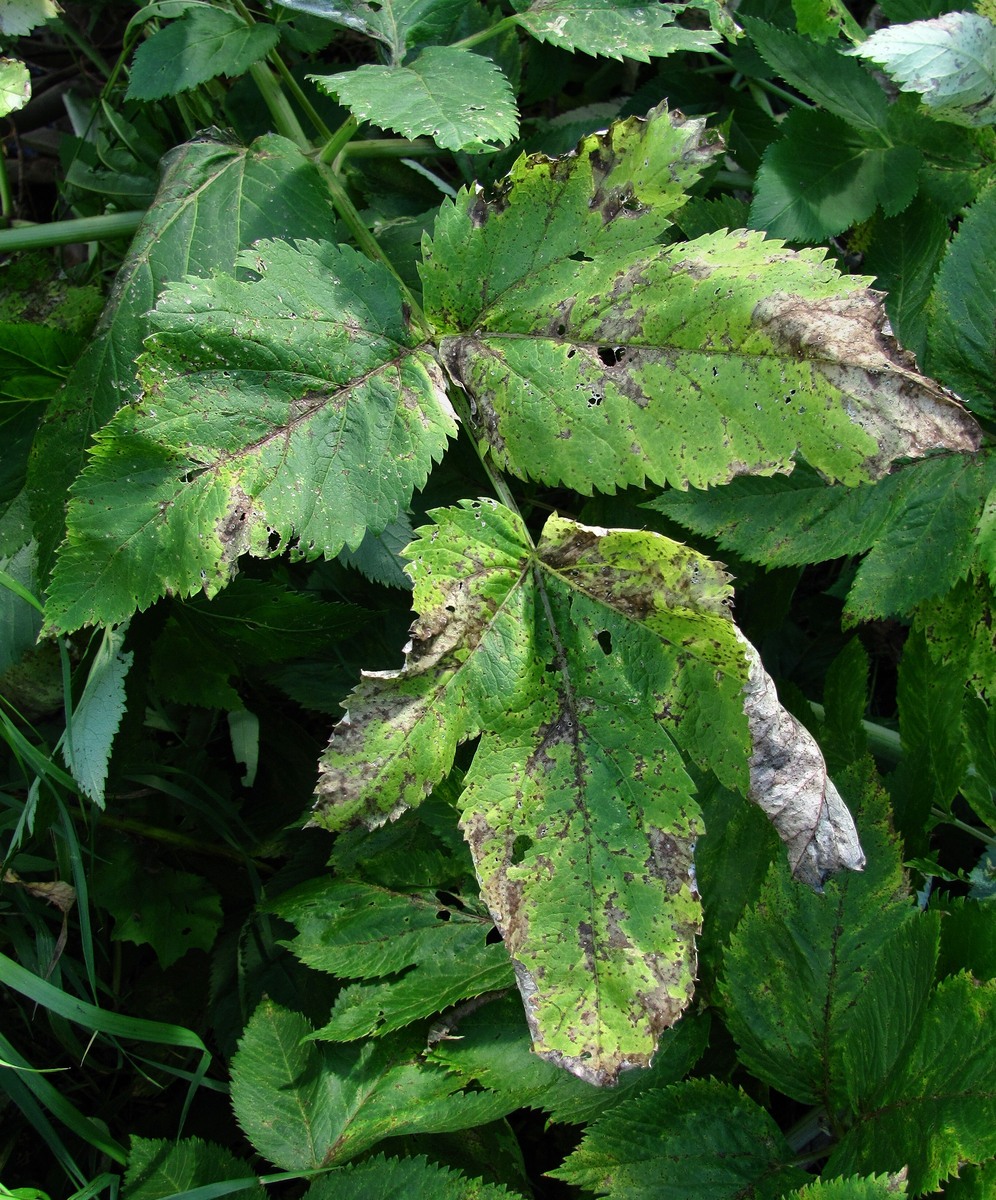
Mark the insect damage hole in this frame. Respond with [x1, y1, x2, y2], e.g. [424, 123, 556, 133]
[596, 346, 626, 367]
[596, 629, 613, 655]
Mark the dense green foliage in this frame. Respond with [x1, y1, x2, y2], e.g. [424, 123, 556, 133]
[2, 0, 996, 1196]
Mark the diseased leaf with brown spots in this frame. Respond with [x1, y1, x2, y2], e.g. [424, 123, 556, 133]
[43, 239, 455, 634]
[422, 107, 979, 495]
[313, 499, 751, 1083]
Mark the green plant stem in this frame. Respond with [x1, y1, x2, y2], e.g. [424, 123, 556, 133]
[0, 152, 13, 223]
[269, 51, 334, 142]
[249, 60, 311, 151]
[69, 805, 271, 869]
[807, 702, 903, 764]
[446, 390, 524, 519]
[932, 808, 996, 847]
[319, 115, 360, 165]
[0, 210, 144, 252]
[316, 161, 430, 331]
[709, 49, 811, 109]
[342, 137, 442, 159]
[450, 15, 518, 49]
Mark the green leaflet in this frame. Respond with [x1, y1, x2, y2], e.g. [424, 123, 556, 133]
[511, 0, 724, 59]
[785, 1176, 908, 1199]
[926, 180, 996, 417]
[652, 453, 996, 622]
[62, 623, 132, 806]
[423, 106, 977, 493]
[44, 239, 455, 634]
[123, 1137, 264, 1200]
[549, 1078, 809, 1197]
[720, 776, 936, 1112]
[915, 572, 996, 696]
[312, 47, 519, 152]
[277, 0, 468, 62]
[303, 1153, 524, 1200]
[849, 12, 996, 127]
[428, 991, 710, 1125]
[29, 131, 342, 581]
[271, 877, 514, 1040]
[313, 498, 750, 1083]
[126, 8, 279, 101]
[750, 107, 922, 240]
[229, 1000, 511, 1171]
[825, 974, 996, 1192]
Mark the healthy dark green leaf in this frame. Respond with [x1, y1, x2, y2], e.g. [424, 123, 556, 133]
[271, 877, 514, 1039]
[44, 238, 455, 634]
[127, 8, 280, 101]
[123, 1137, 264, 1200]
[750, 108, 922, 240]
[303, 1153, 524, 1200]
[927, 180, 996, 417]
[312, 48, 519, 151]
[550, 1079, 809, 1197]
[743, 18, 890, 132]
[229, 1000, 510, 1170]
[720, 777, 933, 1111]
[825, 974, 996, 1192]
[651, 453, 995, 622]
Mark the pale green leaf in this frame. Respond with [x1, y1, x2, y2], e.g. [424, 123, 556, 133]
[270, 877, 514, 1039]
[43, 238, 455, 634]
[314, 499, 753, 1083]
[229, 1000, 510, 1170]
[826, 975, 996, 1192]
[720, 780, 931, 1111]
[303, 1153, 523, 1200]
[849, 11, 996, 126]
[63, 624, 133, 807]
[750, 108, 922, 240]
[512, 0, 722, 61]
[926, 181, 996, 417]
[31, 132, 342, 581]
[0, 0, 58, 36]
[123, 1137, 264, 1200]
[127, 8, 280, 101]
[550, 1079, 809, 1197]
[785, 1176, 908, 1199]
[312, 47, 518, 151]
[0, 57, 30, 118]
[652, 453, 996, 621]
[424, 108, 976, 494]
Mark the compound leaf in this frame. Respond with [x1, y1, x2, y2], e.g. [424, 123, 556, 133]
[550, 1078, 809, 1197]
[511, 0, 723, 60]
[44, 238, 455, 634]
[849, 11, 996, 127]
[927, 180, 996, 417]
[124, 1137, 264, 1200]
[652, 452, 996, 622]
[750, 108, 922, 240]
[230, 1000, 510, 1170]
[825, 974, 996, 1192]
[270, 877, 514, 1039]
[720, 778, 934, 1111]
[312, 48, 519, 151]
[127, 8, 279, 101]
[302, 1153, 524, 1200]
[423, 108, 977, 495]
